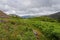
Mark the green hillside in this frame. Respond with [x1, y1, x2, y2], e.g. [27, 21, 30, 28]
[0, 16, 60, 40]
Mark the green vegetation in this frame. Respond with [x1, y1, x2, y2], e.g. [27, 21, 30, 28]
[0, 16, 60, 40]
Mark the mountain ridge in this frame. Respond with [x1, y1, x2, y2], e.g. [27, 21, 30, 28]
[49, 12, 60, 20]
[0, 10, 9, 18]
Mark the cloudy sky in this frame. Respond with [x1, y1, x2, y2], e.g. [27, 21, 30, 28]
[0, 0, 60, 16]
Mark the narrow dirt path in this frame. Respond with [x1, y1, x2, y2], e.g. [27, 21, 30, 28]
[33, 29, 41, 40]
[33, 29, 47, 40]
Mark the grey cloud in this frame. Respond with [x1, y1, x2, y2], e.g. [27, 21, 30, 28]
[0, 0, 60, 16]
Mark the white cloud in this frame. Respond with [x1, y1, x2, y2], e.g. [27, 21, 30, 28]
[21, 0, 32, 6]
[0, 0, 7, 2]
[0, 0, 60, 16]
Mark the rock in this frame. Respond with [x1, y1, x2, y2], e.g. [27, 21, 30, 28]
[33, 30, 38, 35]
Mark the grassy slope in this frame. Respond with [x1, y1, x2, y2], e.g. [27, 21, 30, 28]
[0, 16, 60, 40]
[23, 18, 60, 40]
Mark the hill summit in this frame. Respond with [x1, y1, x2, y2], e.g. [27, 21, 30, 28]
[0, 10, 9, 18]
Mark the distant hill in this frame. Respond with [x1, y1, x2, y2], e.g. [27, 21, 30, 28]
[49, 12, 60, 20]
[0, 10, 9, 18]
[21, 16, 35, 18]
